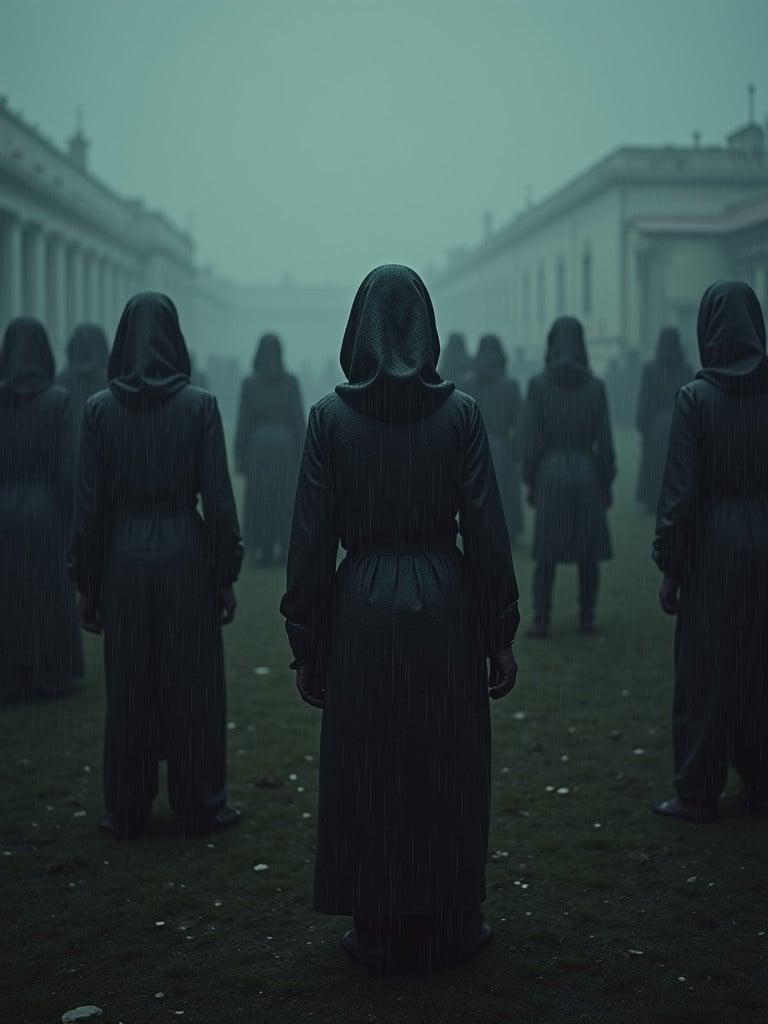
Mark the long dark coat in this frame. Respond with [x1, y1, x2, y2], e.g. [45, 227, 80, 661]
[522, 318, 615, 564]
[70, 293, 243, 818]
[281, 265, 519, 917]
[57, 324, 109, 455]
[0, 319, 81, 700]
[654, 281, 768, 801]
[235, 335, 305, 560]
[468, 335, 524, 541]
[635, 328, 692, 511]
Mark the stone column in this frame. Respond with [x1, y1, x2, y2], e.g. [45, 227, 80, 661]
[67, 243, 84, 334]
[1, 213, 23, 326]
[85, 251, 100, 322]
[48, 235, 68, 350]
[27, 224, 48, 322]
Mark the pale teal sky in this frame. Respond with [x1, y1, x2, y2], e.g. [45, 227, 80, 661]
[3, 0, 768, 288]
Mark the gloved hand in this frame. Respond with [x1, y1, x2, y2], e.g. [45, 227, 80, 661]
[659, 575, 682, 616]
[294, 660, 326, 709]
[219, 586, 237, 625]
[488, 646, 517, 700]
[78, 592, 102, 635]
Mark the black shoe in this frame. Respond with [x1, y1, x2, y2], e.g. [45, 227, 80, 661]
[579, 611, 596, 634]
[526, 617, 549, 639]
[98, 812, 150, 840]
[653, 796, 717, 824]
[184, 805, 242, 836]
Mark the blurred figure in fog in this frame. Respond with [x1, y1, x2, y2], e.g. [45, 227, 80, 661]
[235, 333, 305, 565]
[522, 317, 615, 637]
[654, 282, 768, 823]
[0, 318, 82, 701]
[57, 323, 110, 454]
[70, 293, 243, 839]
[635, 327, 692, 514]
[468, 334, 524, 544]
[438, 331, 474, 388]
[281, 265, 519, 971]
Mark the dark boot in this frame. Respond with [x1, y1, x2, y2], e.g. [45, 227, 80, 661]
[99, 810, 150, 840]
[183, 805, 242, 837]
[652, 796, 717, 824]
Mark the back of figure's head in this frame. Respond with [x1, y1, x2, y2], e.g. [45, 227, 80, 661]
[108, 292, 190, 404]
[475, 334, 507, 381]
[67, 323, 110, 370]
[696, 280, 768, 393]
[253, 333, 285, 377]
[546, 317, 588, 367]
[336, 264, 453, 421]
[0, 316, 55, 399]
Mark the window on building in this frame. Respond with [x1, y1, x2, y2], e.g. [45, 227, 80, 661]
[522, 270, 530, 328]
[582, 247, 592, 316]
[556, 257, 567, 314]
[536, 262, 545, 323]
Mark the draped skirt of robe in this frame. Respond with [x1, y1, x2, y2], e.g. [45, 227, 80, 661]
[0, 483, 82, 700]
[243, 425, 298, 557]
[100, 511, 227, 816]
[636, 410, 674, 511]
[488, 433, 523, 541]
[532, 451, 612, 564]
[313, 548, 491, 917]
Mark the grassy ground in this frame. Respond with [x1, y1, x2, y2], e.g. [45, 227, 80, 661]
[1, 431, 767, 1024]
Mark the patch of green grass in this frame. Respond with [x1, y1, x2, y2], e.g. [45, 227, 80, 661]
[1, 431, 767, 1024]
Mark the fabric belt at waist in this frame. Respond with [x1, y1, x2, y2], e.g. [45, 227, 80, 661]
[344, 542, 458, 558]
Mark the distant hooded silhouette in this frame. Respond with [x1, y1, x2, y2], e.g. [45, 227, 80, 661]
[235, 333, 305, 563]
[281, 265, 520, 970]
[57, 324, 110, 446]
[438, 331, 474, 387]
[71, 293, 243, 838]
[522, 317, 616, 635]
[0, 318, 81, 700]
[635, 327, 692, 512]
[654, 281, 768, 822]
[467, 334, 524, 542]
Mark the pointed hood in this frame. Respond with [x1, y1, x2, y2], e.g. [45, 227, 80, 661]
[695, 280, 768, 395]
[545, 316, 591, 387]
[66, 323, 110, 375]
[253, 333, 285, 380]
[475, 333, 507, 383]
[0, 317, 55, 401]
[336, 264, 454, 421]
[439, 331, 472, 384]
[108, 292, 190, 405]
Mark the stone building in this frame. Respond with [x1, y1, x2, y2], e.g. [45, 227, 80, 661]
[0, 97, 206, 355]
[428, 118, 768, 369]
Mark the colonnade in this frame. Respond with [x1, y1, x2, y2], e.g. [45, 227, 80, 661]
[0, 208, 139, 351]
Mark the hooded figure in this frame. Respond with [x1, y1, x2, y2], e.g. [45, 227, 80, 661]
[280, 265, 520, 970]
[521, 316, 616, 636]
[438, 331, 474, 388]
[57, 324, 110, 450]
[653, 281, 768, 823]
[467, 334, 524, 542]
[635, 328, 693, 513]
[0, 318, 82, 700]
[70, 293, 243, 838]
[234, 333, 305, 563]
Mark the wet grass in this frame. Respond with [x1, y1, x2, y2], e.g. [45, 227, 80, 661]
[1, 432, 767, 1024]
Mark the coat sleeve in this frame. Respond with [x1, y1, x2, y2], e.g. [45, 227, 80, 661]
[280, 404, 338, 665]
[56, 392, 76, 528]
[69, 401, 107, 597]
[234, 379, 250, 471]
[520, 378, 544, 488]
[200, 396, 244, 587]
[594, 380, 617, 487]
[653, 387, 699, 578]
[459, 401, 520, 653]
[289, 375, 307, 461]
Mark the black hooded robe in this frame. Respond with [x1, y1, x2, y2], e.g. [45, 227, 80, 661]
[70, 293, 243, 821]
[468, 334, 524, 542]
[281, 266, 519, 933]
[57, 324, 110, 454]
[654, 281, 768, 804]
[522, 317, 615, 616]
[234, 335, 305, 562]
[635, 328, 692, 512]
[438, 332, 474, 389]
[0, 319, 81, 700]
